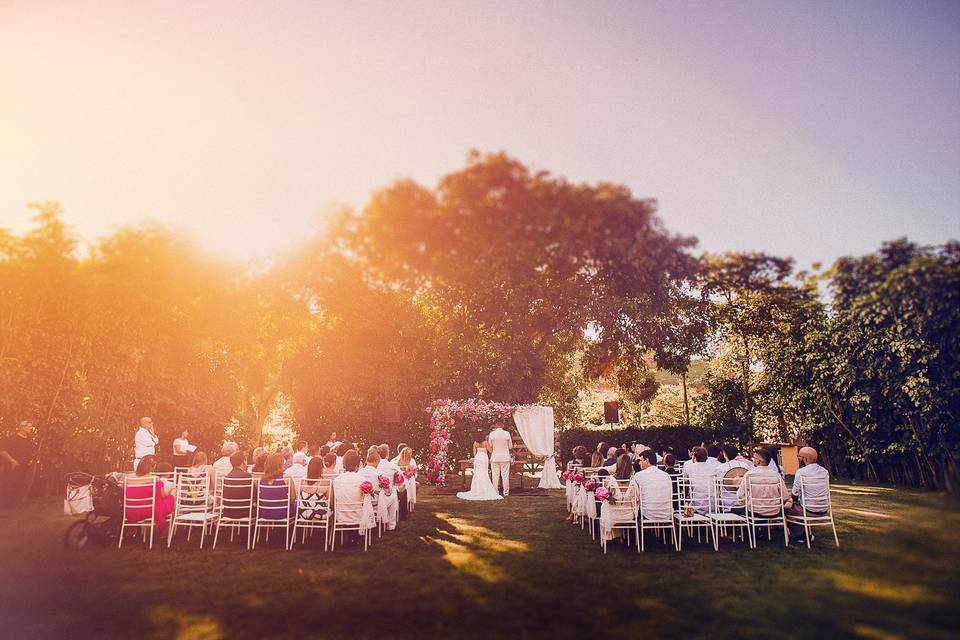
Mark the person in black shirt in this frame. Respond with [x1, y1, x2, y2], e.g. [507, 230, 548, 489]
[0, 421, 35, 508]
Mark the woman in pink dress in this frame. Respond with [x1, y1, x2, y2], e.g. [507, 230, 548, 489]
[125, 455, 176, 531]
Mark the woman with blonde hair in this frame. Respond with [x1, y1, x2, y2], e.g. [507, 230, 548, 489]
[187, 450, 215, 492]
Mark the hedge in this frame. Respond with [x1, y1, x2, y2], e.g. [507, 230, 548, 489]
[557, 425, 710, 465]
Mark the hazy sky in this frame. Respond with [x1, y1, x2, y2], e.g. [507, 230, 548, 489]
[2, 1, 958, 268]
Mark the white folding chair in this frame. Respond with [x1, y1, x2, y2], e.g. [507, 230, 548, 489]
[637, 481, 676, 552]
[673, 475, 714, 550]
[785, 475, 839, 548]
[709, 475, 749, 550]
[290, 478, 331, 551]
[745, 475, 789, 548]
[119, 475, 158, 549]
[252, 479, 294, 549]
[167, 472, 217, 548]
[601, 486, 639, 554]
[330, 499, 371, 552]
[213, 476, 255, 549]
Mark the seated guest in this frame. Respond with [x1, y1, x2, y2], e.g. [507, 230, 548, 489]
[601, 447, 618, 468]
[787, 446, 830, 543]
[252, 451, 268, 474]
[376, 444, 401, 530]
[221, 451, 254, 520]
[682, 446, 715, 514]
[662, 453, 680, 478]
[716, 444, 752, 475]
[662, 453, 681, 510]
[332, 449, 372, 533]
[258, 453, 295, 519]
[359, 447, 382, 485]
[318, 445, 331, 460]
[307, 443, 321, 462]
[284, 451, 309, 491]
[737, 448, 791, 517]
[321, 452, 339, 478]
[296, 440, 308, 456]
[589, 451, 604, 468]
[212, 442, 238, 480]
[226, 450, 252, 480]
[766, 445, 785, 476]
[596, 441, 608, 458]
[567, 445, 589, 471]
[187, 451, 215, 492]
[249, 446, 265, 469]
[715, 444, 751, 510]
[297, 457, 330, 522]
[705, 444, 721, 467]
[599, 454, 639, 543]
[125, 455, 175, 534]
[154, 461, 176, 493]
[280, 446, 294, 470]
[631, 449, 673, 522]
[334, 442, 351, 474]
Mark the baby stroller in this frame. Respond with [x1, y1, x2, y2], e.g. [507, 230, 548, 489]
[63, 473, 123, 549]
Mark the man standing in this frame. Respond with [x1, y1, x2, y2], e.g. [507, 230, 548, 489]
[0, 420, 35, 508]
[488, 422, 513, 497]
[133, 417, 159, 472]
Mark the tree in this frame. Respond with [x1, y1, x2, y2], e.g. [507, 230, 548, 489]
[349, 151, 701, 410]
[699, 252, 798, 441]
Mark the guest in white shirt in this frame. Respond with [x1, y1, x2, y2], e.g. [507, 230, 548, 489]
[212, 442, 239, 481]
[787, 447, 830, 542]
[715, 444, 752, 510]
[631, 449, 673, 521]
[284, 451, 309, 491]
[376, 444, 401, 530]
[683, 447, 716, 514]
[332, 450, 368, 533]
[737, 449, 791, 516]
[172, 429, 195, 468]
[359, 446, 382, 486]
[133, 417, 159, 471]
[703, 444, 721, 472]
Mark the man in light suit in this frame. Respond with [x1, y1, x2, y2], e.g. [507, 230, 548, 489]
[488, 422, 513, 497]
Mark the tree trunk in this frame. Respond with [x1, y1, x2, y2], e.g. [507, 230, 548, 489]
[740, 334, 753, 440]
[681, 371, 690, 426]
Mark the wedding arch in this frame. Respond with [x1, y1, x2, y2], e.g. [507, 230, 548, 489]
[425, 398, 562, 489]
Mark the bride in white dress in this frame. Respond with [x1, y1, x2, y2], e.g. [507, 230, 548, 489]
[456, 436, 503, 501]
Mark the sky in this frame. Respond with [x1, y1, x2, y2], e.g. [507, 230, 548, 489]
[1, 0, 958, 269]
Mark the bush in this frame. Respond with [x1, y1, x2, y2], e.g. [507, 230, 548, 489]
[557, 425, 710, 465]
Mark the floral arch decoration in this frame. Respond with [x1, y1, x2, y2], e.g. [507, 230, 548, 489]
[425, 398, 519, 486]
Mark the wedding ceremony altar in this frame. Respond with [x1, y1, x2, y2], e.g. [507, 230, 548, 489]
[425, 399, 563, 490]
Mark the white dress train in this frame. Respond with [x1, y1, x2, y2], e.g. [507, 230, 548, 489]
[456, 448, 503, 501]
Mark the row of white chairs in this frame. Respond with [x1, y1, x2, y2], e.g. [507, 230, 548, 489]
[118, 473, 403, 552]
[569, 470, 838, 553]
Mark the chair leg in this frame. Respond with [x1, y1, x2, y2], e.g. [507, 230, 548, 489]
[213, 523, 220, 549]
[832, 520, 840, 548]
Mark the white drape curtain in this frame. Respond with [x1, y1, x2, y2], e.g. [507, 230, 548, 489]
[512, 405, 562, 489]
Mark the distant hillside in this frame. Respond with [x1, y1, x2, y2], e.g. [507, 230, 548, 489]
[651, 359, 708, 386]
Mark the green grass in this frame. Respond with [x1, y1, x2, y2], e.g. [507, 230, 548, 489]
[0, 480, 958, 640]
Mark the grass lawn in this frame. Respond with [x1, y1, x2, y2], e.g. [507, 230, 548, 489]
[0, 480, 957, 640]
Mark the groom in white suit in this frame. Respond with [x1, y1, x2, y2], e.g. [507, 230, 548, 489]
[488, 422, 513, 497]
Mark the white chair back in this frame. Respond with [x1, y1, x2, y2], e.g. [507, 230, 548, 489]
[119, 475, 158, 549]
